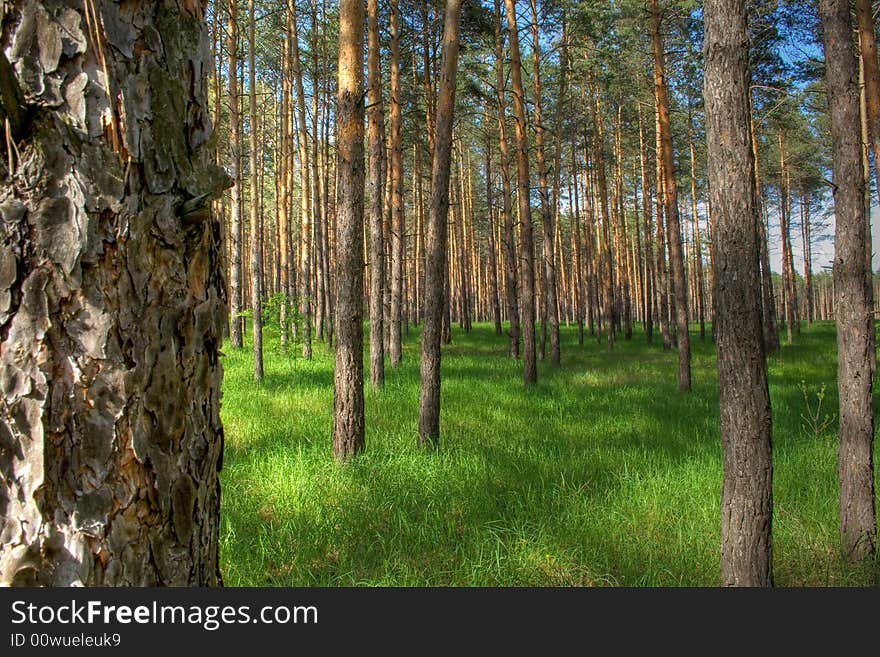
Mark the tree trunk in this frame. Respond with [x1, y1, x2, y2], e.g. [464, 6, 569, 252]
[485, 100, 503, 336]
[248, 0, 264, 382]
[0, 0, 228, 585]
[389, 0, 404, 366]
[504, 0, 537, 385]
[311, 3, 325, 344]
[228, 0, 244, 349]
[592, 88, 615, 351]
[750, 112, 779, 354]
[801, 193, 813, 326]
[419, 0, 463, 448]
[704, 0, 774, 586]
[778, 133, 798, 344]
[495, 0, 520, 359]
[651, 0, 690, 391]
[638, 104, 655, 343]
[856, 0, 880, 208]
[530, 0, 560, 366]
[367, 0, 386, 388]
[333, 0, 366, 460]
[291, 3, 312, 360]
[820, 0, 877, 562]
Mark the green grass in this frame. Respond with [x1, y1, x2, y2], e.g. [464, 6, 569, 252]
[218, 320, 879, 586]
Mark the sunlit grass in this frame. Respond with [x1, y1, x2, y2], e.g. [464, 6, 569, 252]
[218, 320, 879, 586]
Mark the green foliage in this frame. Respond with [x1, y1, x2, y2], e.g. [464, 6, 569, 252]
[797, 380, 835, 440]
[218, 321, 879, 586]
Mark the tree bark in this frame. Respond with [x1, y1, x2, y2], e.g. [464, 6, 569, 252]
[777, 133, 798, 344]
[495, 0, 520, 359]
[248, 0, 263, 382]
[750, 112, 779, 354]
[651, 0, 690, 391]
[228, 0, 244, 349]
[290, 2, 312, 360]
[0, 0, 229, 585]
[485, 100, 503, 336]
[704, 0, 774, 586]
[367, 0, 386, 388]
[504, 0, 537, 385]
[333, 0, 366, 459]
[530, 0, 560, 366]
[419, 0, 463, 447]
[389, 0, 404, 366]
[820, 0, 877, 562]
[638, 104, 655, 343]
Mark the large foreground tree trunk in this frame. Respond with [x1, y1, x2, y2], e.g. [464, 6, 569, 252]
[820, 0, 877, 563]
[0, 0, 229, 585]
[704, 0, 774, 586]
[333, 0, 366, 460]
[418, 0, 463, 448]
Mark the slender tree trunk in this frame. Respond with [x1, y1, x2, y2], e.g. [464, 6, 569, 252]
[419, 0, 463, 447]
[311, 2, 325, 344]
[704, 0, 773, 586]
[778, 132, 798, 344]
[495, 0, 520, 358]
[504, 0, 537, 384]
[801, 193, 814, 326]
[592, 89, 615, 351]
[530, 0, 560, 366]
[0, 0, 228, 585]
[367, 0, 386, 388]
[750, 112, 779, 354]
[389, 0, 404, 366]
[228, 0, 244, 349]
[290, 4, 312, 360]
[655, 109, 671, 351]
[248, 0, 264, 382]
[486, 101, 503, 336]
[689, 123, 706, 340]
[639, 104, 655, 343]
[820, 0, 877, 562]
[334, 0, 366, 460]
[856, 0, 880, 208]
[651, 0, 690, 391]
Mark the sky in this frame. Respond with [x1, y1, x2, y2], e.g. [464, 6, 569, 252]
[766, 204, 880, 275]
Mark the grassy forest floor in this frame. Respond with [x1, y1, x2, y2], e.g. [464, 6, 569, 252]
[218, 320, 879, 586]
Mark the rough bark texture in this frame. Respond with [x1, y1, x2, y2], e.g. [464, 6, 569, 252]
[651, 0, 690, 391]
[418, 0, 462, 448]
[366, 0, 385, 389]
[0, 0, 229, 586]
[704, 0, 774, 586]
[504, 0, 537, 385]
[820, 0, 877, 562]
[333, 0, 365, 460]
